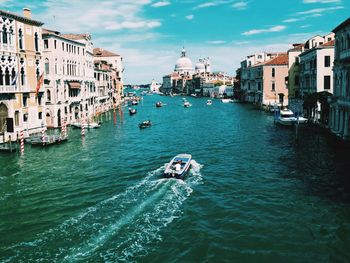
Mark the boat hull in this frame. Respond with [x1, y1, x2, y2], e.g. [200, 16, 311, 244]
[163, 154, 192, 180]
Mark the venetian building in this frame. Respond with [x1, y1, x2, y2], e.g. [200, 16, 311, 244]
[329, 18, 350, 139]
[174, 48, 194, 75]
[93, 48, 123, 109]
[195, 58, 211, 75]
[0, 8, 44, 142]
[42, 29, 92, 127]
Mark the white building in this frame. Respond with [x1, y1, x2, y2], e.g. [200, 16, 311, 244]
[42, 30, 95, 127]
[174, 48, 194, 75]
[329, 18, 350, 139]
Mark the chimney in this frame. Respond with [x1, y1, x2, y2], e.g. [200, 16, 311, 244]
[23, 8, 31, 19]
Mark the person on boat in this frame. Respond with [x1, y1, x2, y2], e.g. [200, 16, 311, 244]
[174, 162, 181, 172]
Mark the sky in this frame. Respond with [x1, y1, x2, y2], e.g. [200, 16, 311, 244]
[0, 0, 349, 84]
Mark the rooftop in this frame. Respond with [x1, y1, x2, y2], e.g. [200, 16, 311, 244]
[0, 9, 43, 26]
[332, 17, 350, 33]
[93, 48, 120, 57]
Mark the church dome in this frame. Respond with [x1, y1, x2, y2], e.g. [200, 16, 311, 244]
[174, 48, 193, 73]
[195, 61, 205, 71]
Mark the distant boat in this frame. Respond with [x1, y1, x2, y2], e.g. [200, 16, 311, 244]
[206, 99, 212, 106]
[131, 100, 138, 105]
[156, 101, 162, 108]
[139, 120, 152, 129]
[277, 109, 308, 126]
[182, 98, 187, 102]
[129, 108, 137, 115]
[163, 154, 192, 180]
[190, 94, 197, 97]
[184, 101, 192, 108]
[221, 99, 234, 103]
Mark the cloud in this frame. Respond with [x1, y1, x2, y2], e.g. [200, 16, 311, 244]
[232, 1, 247, 10]
[105, 20, 161, 31]
[193, 0, 234, 9]
[151, 1, 171, 7]
[297, 5, 344, 15]
[242, 25, 286, 36]
[303, 0, 341, 3]
[206, 40, 226, 44]
[185, 14, 194, 20]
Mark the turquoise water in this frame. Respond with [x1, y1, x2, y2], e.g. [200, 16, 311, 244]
[1, 94, 350, 262]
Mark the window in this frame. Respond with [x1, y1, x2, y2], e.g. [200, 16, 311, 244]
[47, 90, 51, 102]
[294, 75, 300, 86]
[272, 68, 275, 78]
[34, 32, 39, 51]
[54, 40, 57, 49]
[23, 113, 28, 122]
[62, 42, 64, 51]
[23, 95, 28, 107]
[43, 40, 49, 50]
[14, 111, 19, 126]
[0, 67, 3, 86]
[5, 67, 10, 85]
[38, 95, 42, 105]
[38, 112, 42, 119]
[45, 59, 49, 74]
[324, 56, 331, 67]
[2, 26, 7, 44]
[19, 29, 23, 50]
[295, 57, 299, 64]
[324, 75, 331, 90]
[20, 67, 25, 85]
[272, 82, 275, 91]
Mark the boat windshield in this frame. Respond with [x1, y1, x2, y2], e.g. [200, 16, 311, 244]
[281, 113, 294, 118]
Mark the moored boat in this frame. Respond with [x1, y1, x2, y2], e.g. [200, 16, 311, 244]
[156, 101, 162, 108]
[163, 154, 192, 179]
[207, 99, 212, 106]
[131, 100, 138, 106]
[71, 122, 100, 129]
[277, 109, 308, 126]
[221, 99, 233, 103]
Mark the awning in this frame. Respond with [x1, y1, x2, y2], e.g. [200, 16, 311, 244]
[68, 82, 81, 89]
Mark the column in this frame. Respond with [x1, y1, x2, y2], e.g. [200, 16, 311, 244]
[343, 110, 350, 139]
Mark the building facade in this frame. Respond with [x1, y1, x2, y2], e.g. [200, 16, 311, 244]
[0, 8, 44, 142]
[42, 30, 95, 127]
[329, 18, 350, 139]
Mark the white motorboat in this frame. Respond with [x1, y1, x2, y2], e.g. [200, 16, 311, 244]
[184, 101, 192, 108]
[221, 99, 233, 103]
[163, 154, 192, 179]
[277, 109, 308, 126]
[206, 99, 213, 106]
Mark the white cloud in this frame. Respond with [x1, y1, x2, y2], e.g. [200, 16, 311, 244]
[206, 40, 226, 44]
[105, 20, 161, 30]
[232, 1, 247, 10]
[185, 14, 194, 20]
[303, 0, 341, 3]
[242, 25, 286, 36]
[193, 0, 234, 9]
[297, 6, 344, 15]
[283, 18, 301, 23]
[151, 1, 171, 7]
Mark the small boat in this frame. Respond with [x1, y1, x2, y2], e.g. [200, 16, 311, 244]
[184, 101, 192, 108]
[139, 120, 152, 129]
[156, 101, 162, 108]
[182, 98, 187, 102]
[206, 99, 212, 106]
[163, 154, 192, 179]
[131, 100, 138, 106]
[129, 108, 137, 115]
[277, 109, 308, 126]
[221, 99, 233, 103]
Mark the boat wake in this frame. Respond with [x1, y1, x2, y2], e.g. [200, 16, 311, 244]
[5, 160, 203, 262]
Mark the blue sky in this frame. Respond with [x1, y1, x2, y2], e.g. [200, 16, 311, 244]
[1, 0, 349, 84]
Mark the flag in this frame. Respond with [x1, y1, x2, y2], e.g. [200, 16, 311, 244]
[35, 73, 44, 97]
[11, 72, 19, 86]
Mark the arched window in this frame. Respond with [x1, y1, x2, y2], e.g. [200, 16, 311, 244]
[2, 26, 7, 44]
[20, 67, 25, 86]
[11, 68, 15, 85]
[34, 32, 39, 52]
[55, 58, 58, 74]
[0, 67, 3, 86]
[45, 58, 49, 74]
[5, 67, 10, 85]
[9, 27, 13, 45]
[18, 28, 23, 50]
[47, 89, 51, 102]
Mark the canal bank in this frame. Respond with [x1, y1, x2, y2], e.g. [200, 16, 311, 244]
[0, 95, 350, 262]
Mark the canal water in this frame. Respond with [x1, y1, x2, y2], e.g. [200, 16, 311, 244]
[0, 94, 350, 262]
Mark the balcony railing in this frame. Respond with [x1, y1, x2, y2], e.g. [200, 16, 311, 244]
[339, 49, 350, 61]
[0, 85, 17, 93]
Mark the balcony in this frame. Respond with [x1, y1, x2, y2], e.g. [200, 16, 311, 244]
[0, 85, 17, 93]
[339, 49, 350, 61]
